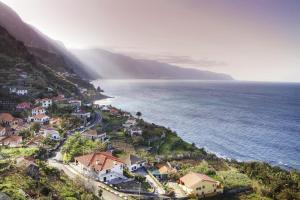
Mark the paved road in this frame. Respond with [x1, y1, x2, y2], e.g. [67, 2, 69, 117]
[48, 159, 125, 200]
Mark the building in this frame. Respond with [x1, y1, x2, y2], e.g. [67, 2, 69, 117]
[152, 162, 177, 180]
[82, 130, 108, 143]
[74, 152, 126, 182]
[0, 113, 15, 126]
[128, 127, 143, 136]
[120, 154, 146, 172]
[178, 172, 223, 197]
[32, 106, 46, 116]
[16, 102, 31, 110]
[43, 128, 60, 141]
[9, 87, 28, 96]
[0, 135, 22, 147]
[123, 118, 137, 128]
[30, 114, 49, 124]
[69, 100, 82, 108]
[71, 111, 91, 119]
[41, 98, 52, 108]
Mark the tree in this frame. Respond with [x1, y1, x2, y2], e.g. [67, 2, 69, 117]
[136, 111, 142, 118]
[30, 122, 41, 133]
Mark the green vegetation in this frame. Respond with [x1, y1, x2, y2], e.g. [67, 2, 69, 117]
[215, 170, 252, 190]
[0, 162, 99, 200]
[0, 147, 38, 159]
[62, 133, 106, 162]
[235, 161, 300, 200]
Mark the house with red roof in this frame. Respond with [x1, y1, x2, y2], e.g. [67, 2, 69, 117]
[0, 135, 22, 147]
[30, 114, 50, 124]
[0, 113, 15, 126]
[16, 102, 31, 110]
[32, 106, 46, 116]
[178, 172, 223, 197]
[74, 152, 126, 182]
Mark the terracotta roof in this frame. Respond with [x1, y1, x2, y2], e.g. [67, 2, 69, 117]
[16, 102, 31, 108]
[75, 152, 124, 172]
[33, 114, 49, 119]
[0, 135, 22, 143]
[32, 106, 45, 111]
[0, 113, 14, 122]
[179, 172, 217, 188]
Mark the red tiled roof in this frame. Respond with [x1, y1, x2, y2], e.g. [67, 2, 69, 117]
[179, 172, 217, 188]
[0, 113, 15, 122]
[75, 152, 124, 172]
[32, 106, 45, 111]
[33, 114, 49, 119]
[0, 135, 22, 143]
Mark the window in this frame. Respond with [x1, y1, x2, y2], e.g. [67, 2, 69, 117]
[202, 185, 205, 189]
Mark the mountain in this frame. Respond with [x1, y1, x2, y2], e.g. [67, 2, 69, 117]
[72, 49, 233, 80]
[0, 1, 94, 79]
[0, 24, 80, 97]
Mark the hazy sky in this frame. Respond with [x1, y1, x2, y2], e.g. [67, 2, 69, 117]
[2, 0, 300, 82]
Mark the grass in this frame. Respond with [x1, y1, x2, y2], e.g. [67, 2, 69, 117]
[215, 169, 252, 190]
[0, 147, 38, 159]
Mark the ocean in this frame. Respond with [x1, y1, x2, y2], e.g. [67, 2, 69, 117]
[93, 80, 300, 170]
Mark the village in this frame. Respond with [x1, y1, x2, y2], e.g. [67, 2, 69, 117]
[0, 83, 232, 200]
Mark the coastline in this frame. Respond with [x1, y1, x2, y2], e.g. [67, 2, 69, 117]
[94, 94, 297, 172]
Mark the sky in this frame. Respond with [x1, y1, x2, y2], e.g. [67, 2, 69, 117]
[1, 0, 300, 82]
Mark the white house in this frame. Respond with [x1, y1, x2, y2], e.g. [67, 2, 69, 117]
[82, 130, 108, 143]
[71, 111, 91, 119]
[74, 152, 126, 183]
[41, 98, 52, 108]
[32, 106, 46, 116]
[9, 87, 28, 96]
[128, 127, 143, 136]
[43, 128, 60, 141]
[30, 114, 49, 124]
[121, 154, 146, 172]
[123, 118, 137, 128]
[69, 100, 82, 108]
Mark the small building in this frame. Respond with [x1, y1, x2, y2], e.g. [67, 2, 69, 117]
[69, 100, 82, 107]
[43, 128, 60, 141]
[82, 129, 108, 143]
[25, 135, 44, 147]
[41, 98, 52, 108]
[9, 87, 28, 96]
[71, 111, 91, 119]
[178, 172, 223, 197]
[52, 94, 65, 102]
[121, 154, 146, 172]
[128, 127, 143, 136]
[0, 113, 15, 126]
[123, 118, 137, 128]
[32, 106, 46, 116]
[16, 102, 31, 110]
[0, 135, 22, 147]
[152, 162, 177, 180]
[74, 152, 126, 182]
[30, 114, 50, 124]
